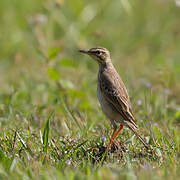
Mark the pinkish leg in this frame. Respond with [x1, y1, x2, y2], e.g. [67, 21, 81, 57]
[107, 125, 124, 149]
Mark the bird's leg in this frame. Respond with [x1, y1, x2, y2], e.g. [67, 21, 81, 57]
[112, 124, 124, 141]
[107, 126, 117, 149]
[107, 125, 124, 149]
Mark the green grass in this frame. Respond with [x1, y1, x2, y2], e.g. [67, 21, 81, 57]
[0, 0, 180, 179]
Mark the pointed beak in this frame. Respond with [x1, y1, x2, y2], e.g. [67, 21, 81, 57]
[79, 49, 89, 54]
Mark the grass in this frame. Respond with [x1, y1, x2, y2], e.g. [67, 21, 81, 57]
[0, 0, 180, 179]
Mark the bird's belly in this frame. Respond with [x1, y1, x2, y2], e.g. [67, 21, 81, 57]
[97, 87, 121, 122]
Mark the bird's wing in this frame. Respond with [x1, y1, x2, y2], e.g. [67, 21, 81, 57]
[99, 69, 138, 128]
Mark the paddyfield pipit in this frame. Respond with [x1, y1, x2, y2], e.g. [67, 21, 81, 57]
[79, 47, 149, 149]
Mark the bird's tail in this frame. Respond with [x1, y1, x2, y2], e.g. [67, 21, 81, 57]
[126, 121, 150, 149]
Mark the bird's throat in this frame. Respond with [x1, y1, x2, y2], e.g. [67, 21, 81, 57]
[99, 60, 113, 70]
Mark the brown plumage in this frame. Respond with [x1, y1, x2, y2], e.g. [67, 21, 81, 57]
[79, 47, 149, 149]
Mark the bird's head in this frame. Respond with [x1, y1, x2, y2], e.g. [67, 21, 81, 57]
[79, 47, 111, 64]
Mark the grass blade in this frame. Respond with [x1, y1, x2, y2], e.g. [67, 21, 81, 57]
[43, 111, 54, 153]
[61, 99, 82, 132]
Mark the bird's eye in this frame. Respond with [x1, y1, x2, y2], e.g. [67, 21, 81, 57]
[96, 51, 101, 55]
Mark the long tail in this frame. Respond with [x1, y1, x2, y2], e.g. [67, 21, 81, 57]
[126, 121, 150, 149]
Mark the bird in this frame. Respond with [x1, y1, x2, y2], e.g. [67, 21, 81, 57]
[79, 46, 149, 150]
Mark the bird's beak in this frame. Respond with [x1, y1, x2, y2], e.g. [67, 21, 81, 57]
[79, 49, 89, 54]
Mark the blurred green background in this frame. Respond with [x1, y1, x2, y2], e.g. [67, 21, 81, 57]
[0, 0, 180, 179]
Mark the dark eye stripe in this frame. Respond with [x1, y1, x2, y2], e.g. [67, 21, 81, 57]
[91, 50, 100, 54]
[91, 50, 105, 54]
[96, 51, 100, 54]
